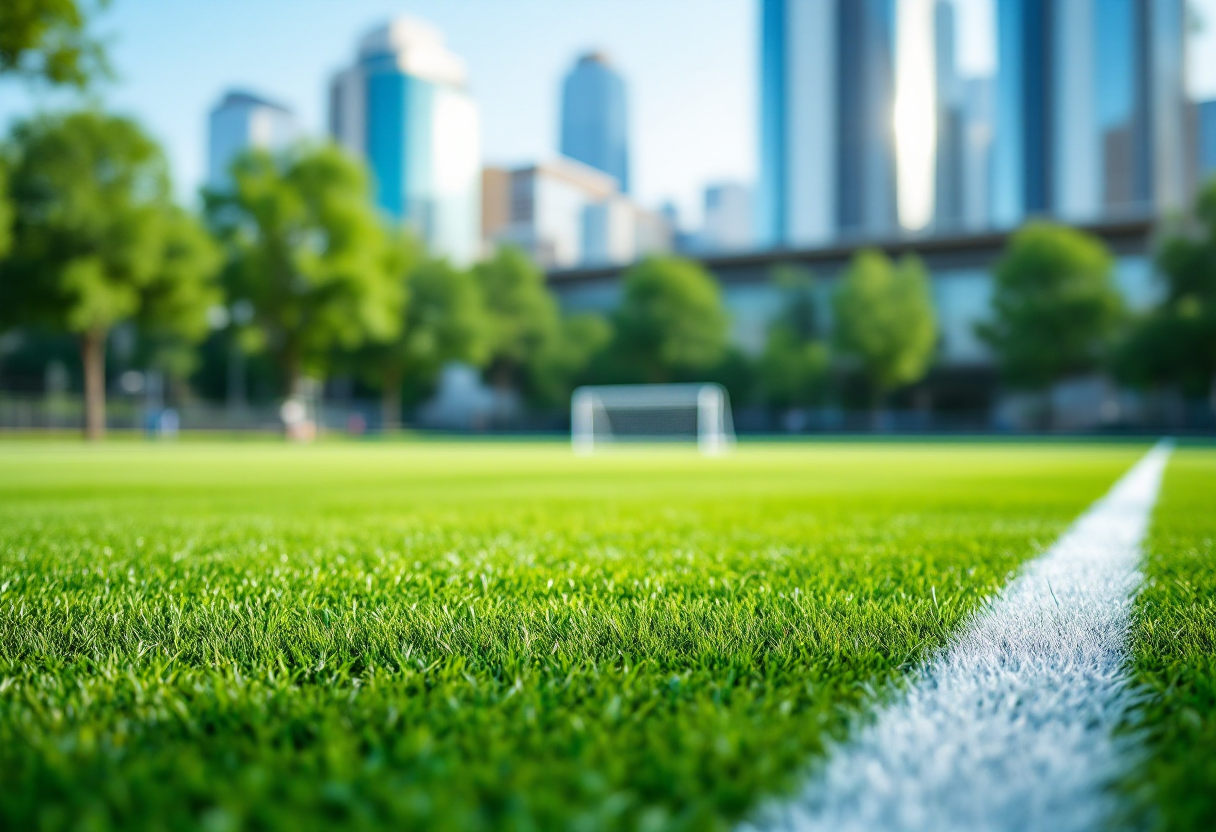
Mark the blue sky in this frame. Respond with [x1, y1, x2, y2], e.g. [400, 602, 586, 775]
[2, 0, 1214, 226]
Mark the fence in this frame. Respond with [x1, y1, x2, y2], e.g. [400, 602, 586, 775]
[1, 393, 1212, 437]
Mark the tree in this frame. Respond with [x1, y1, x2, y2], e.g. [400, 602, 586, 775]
[0, 111, 219, 439]
[136, 206, 224, 395]
[530, 313, 613, 406]
[206, 144, 401, 396]
[608, 256, 729, 383]
[369, 256, 488, 429]
[472, 245, 559, 392]
[977, 222, 1122, 424]
[832, 250, 937, 418]
[0, 157, 11, 261]
[1114, 181, 1216, 407]
[0, 0, 109, 87]
[759, 266, 829, 408]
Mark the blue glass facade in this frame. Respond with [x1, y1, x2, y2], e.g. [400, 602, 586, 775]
[560, 54, 630, 193]
[1203, 101, 1216, 180]
[757, 0, 788, 247]
[993, 0, 1054, 224]
[1094, 0, 1153, 210]
[757, 0, 897, 247]
[330, 20, 481, 265]
[836, 0, 896, 235]
[365, 67, 408, 218]
[995, 0, 1185, 226]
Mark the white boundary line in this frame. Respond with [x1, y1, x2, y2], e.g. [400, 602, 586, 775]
[746, 442, 1172, 832]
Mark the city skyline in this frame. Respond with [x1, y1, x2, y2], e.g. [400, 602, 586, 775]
[1, 0, 1214, 229]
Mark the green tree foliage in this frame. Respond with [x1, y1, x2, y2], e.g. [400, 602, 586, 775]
[0, 157, 12, 261]
[760, 266, 829, 408]
[608, 256, 729, 383]
[833, 250, 937, 407]
[472, 245, 559, 390]
[1115, 181, 1216, 402]
[0, 111, 219, 439]
[978, 222, 1122, 391]
[205, 145, 401, 395]
[136, 206, 224, 388]
[0, 0, 109, 87]
[530, 313, 613, 406]
[372, 257, 488, 428]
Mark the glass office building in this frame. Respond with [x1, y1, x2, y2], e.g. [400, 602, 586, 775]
[758, 0, 898, 249]
[207, 91, 298, 190]
[1201, 100, 1216, 180]
[329, 19, 481, 265]
[560, 53, 631, 194]
[933, 0, 965, 231]
[993, 0, 1186, 228]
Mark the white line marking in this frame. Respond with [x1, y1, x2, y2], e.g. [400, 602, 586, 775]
[746, 442, 1172, 832]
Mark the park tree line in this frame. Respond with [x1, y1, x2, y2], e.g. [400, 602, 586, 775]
[2, 108, 1216, 438]
[1, 0, 1215, 437]
[0, 102, 936, 438]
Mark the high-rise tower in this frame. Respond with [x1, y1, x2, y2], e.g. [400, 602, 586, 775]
[560, 52, 631, 193]
[757, 0, 898, 249]
[992, 0, 1187, 227]
[933, 0, 965, 231]
[207, 90, 298, 190]
[1200, 100, 1216, 181]
[329, 18, 481, 265]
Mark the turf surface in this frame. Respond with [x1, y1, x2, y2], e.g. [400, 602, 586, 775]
[0, 442, 1146, 831]
[1123, 447, 1216, 832]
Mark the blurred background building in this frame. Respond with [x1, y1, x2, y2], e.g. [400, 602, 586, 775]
[329, 18, 481, 265]
[698, 183, 755, 253]
[757, 0, 899, 249]
[933, 0, 965, 233]
[992, 0, 1188, 227]
[483, 158, 618, 268]
[560, 52, 631, 194]
[1201, 98, 1216, 179]
[207, 90, 299, 190]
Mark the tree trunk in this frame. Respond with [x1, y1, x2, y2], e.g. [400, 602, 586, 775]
[80, 329, 107, 442]
[381, 364, 403, 433]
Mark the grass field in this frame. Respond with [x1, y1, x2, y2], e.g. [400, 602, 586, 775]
[0, 441, 1210, 831]
[1123, 449, 1216, 832]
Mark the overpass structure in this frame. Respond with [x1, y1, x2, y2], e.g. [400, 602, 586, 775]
[546, 218, 1158, 369]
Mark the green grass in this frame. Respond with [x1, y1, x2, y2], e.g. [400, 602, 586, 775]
[1123, 448, 1216, 832]
[0, 442, 1145, 831]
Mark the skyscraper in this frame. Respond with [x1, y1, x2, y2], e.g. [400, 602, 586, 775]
[992, 0, 1187, 227]
[700, 183, 755, 253]
[560, 53, 631, 193]
[961, 77, 995, 231]
[329, 18, 481, 265]
[1198, 100, 1216, 181]
[933, 0, 965, 231]
[757, 0, 898, 249]
[207, 90, 298, 190]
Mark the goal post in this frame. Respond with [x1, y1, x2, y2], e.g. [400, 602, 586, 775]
[571, 383, 736, 455]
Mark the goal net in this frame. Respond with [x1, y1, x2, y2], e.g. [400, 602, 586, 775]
[571, 383, 735, 455]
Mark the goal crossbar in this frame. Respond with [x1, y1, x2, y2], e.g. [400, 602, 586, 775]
[571, 383, 735, 455]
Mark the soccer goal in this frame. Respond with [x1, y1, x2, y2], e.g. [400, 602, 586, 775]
[571, 383, 736, 455]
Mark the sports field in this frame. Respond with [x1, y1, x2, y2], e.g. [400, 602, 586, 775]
[0, 441, 1212, 831]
